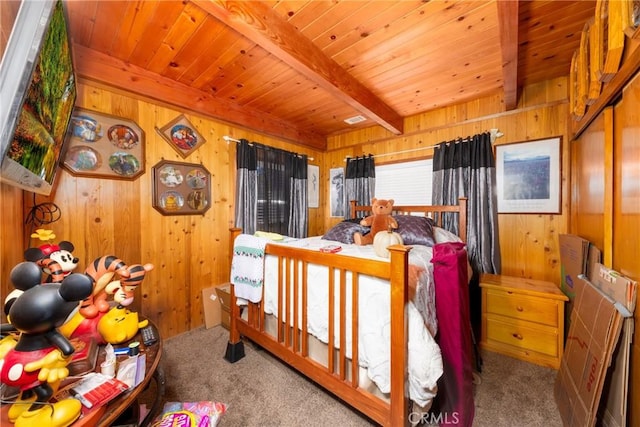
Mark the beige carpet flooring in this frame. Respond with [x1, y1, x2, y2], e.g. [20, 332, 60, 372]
[152, 325, 562, 426]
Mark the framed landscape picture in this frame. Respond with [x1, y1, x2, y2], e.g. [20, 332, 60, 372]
[63, 108, 145, 180]
[151, 160, 211, 216]
[495, 137, 561, 214]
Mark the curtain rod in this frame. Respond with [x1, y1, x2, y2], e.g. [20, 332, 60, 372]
[343, 128, 503, 161]
[223, 135, 314, 161]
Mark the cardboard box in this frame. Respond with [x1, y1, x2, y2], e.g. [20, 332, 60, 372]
[559, 234, 589, 299]
[599, 318, 634, 427]
[554, 265, 637, 427]
[215, 283, 231, 330]
[202, 286, 221, 329]
[559, 234, 600, 328]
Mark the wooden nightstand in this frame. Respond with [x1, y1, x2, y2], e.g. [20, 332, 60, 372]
[479, 273, 568, 369]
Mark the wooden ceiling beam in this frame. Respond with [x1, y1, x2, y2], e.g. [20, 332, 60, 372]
[193, 0, 404, 135]
[72, 44, 327, 150]
[497, 0, 519, 110]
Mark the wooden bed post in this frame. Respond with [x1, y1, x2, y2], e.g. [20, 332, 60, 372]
[349, 200, 358, 218]
[388, 244, 411, 426]
[225, 227, 245, 363]
[457, 197, 468, 243]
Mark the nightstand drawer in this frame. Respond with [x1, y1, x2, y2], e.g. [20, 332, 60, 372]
[485, 289, 560, 327]
[485, 315, 559, 357]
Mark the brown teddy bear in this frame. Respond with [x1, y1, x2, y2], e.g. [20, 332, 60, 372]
[353, 198, 398, 245]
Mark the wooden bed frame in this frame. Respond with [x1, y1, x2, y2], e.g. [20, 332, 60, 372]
[225, 198, 467, 426]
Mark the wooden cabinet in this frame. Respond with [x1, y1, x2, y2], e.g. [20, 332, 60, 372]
[479, 274, 568, 369]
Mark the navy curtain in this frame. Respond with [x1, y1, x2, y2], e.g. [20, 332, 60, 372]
[234, 139, 258, 234]
[288, 154, 308, 238]
[234, 140, 308, 237]
[344, 155, 375, 219]
[432, 132, 501, 275]
[432, 132, 501, 346]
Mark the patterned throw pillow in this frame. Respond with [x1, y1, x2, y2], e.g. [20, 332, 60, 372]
[322, 219, 369, 244]
[393, 215, 435, 247]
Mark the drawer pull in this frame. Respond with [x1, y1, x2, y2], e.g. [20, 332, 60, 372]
[512, 333, 523, 340]
[516, 306, 524, 312]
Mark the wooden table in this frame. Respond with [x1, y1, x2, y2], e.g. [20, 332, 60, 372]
[1, 324, 165, 427]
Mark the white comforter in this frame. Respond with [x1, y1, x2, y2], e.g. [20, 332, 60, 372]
[260, 236, 443, 407]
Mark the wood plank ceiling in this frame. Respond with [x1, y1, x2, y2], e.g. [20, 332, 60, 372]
[59, 1, 596, 150]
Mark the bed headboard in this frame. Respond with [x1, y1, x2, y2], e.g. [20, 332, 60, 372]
[349, 197, 468, 242]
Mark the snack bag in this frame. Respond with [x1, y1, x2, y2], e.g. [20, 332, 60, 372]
[152, 401, 227, 427]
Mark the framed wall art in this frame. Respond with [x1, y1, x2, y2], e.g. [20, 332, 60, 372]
[63, 107, 145, 180]
[151, 160, 211, 216]
[156, 114, 206, 158]
[329, 167, 344, 217]
[308, 164, 319, 208]
[495, 137, 561, 214]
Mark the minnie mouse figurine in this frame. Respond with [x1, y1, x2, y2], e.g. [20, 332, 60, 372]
[1, 261, 93, 427]
[24, 241, 79, 283]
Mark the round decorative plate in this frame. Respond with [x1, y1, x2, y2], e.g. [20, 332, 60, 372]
[160, 191, 184, 211]
[70, 115, 103, 142]
[108, 124, 139, 149]
[108, 152, 141, 176]
[65, 145, 102, 171]
[187, 190, 208, 210]
[159, 165, 184, 187]
[170, 124, 198, 151]
[186, 169, 207, 189]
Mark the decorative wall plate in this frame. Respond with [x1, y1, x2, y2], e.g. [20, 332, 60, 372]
[152, 160, 211, 216]
[156, 114, 206, 158]
[63, 107, 145, 180]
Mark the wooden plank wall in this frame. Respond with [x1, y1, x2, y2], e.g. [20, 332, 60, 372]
[0, 184, 24, 297]
[571, 72, 640, 427]
[0, 76, 581, 337]
[612, 73, 639, 427]
[0, 80, 325, 337]
[327, 77, 571, 283]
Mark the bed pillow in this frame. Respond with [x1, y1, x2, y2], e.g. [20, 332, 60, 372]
[433, 226, 463, 243]
[393, 215, 436, 247]
[322, 219, 369, 244]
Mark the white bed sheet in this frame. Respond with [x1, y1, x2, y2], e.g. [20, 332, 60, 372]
[260, 236, 442, 407]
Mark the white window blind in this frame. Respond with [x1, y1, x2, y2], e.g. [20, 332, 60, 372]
[375, 159, 433, 205]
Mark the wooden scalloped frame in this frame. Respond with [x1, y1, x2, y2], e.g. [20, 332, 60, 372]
[623, 0, 640, 38]
[571, 24, 589, 119]
[601, 0, 626, 82]
[588, 17, 603, 103]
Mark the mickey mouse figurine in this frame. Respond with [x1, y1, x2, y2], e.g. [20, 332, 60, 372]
[0, 261, 93, 427]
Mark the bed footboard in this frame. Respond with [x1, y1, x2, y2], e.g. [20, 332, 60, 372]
[225, 227, 412, 426]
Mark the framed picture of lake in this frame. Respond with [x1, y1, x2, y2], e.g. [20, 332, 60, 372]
[495, 137, 561, 214]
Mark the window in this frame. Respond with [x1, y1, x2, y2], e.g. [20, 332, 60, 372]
[256, 160, 289, 233]
[375, 159, 433, 205]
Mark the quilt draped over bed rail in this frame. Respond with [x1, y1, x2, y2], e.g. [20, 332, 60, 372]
[231, 234, 268, 303]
